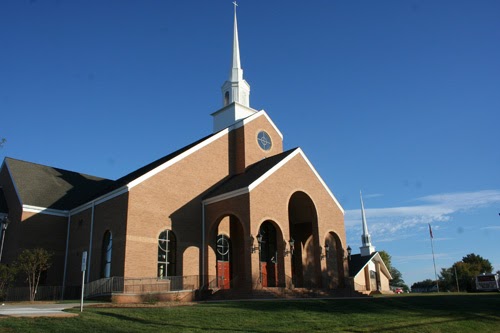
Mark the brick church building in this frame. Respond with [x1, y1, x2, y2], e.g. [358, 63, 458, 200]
[0, 7, 353, 301]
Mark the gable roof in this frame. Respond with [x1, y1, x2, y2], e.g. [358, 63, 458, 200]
[204, 148, 298, 202]
[4, 158, 114, 211]
[348, 252, 392, 279]
[348, 253, 375, 277]
[1, 131, 223, 215]
[203, 148, 343, 214]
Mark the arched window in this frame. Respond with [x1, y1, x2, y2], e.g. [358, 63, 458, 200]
[158, 229, 176, 278]
[101, 231, 112, 278]
[224, 91, 230, 106]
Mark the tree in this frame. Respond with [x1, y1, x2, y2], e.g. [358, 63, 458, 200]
[462, 253, 493, 273]
[0, 263, 16, 301]
[16, 248, 52, 301]
[379, 251, 392, 269]
[439, 253, 493, 292]
[379, 250, 409, 291]
[0, 138, 5, 148]
[439, 267, 456, 291]
[411, 279, 437, 292]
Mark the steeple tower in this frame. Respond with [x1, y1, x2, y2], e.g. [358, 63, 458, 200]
[211, 2, 256, 133]
[360, 191, 376, 256]
[222, 2, 250, 107]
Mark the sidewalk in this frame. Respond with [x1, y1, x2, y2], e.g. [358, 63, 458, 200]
[0, 302, 81, 318]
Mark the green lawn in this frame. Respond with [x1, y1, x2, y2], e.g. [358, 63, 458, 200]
[1, 293, 499, 332]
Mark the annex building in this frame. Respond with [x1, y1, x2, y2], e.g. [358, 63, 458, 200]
[0, 7, 390, 301]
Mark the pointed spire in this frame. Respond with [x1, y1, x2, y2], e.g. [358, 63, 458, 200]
[220, 1, 250, 108]
[360, 191, 376, 256]
[230, 2, 242, 81]
[360, 191, 370, 238]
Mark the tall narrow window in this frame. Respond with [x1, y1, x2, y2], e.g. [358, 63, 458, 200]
[101, 231, 112, 278]
[224, 91, 230, 106]
[158, 229, 176, 278]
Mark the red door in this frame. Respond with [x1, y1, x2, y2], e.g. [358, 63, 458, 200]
[261, 262, 268, 287]
[217, 261, 230, 289]
[261, 260, 278, 287]
[216, 235, 231, 289]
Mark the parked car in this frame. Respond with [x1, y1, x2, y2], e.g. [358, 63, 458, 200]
[394, 287, 403, 294]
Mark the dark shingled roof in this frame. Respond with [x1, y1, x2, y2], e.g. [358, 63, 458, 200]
[204, 148, 298, 200]
[5, 158, 114, 211]
[86, 131, 220, 201]
[3, 131, 221, 211]
[348, 252, 377, 277]
[0, 188, 8, 214]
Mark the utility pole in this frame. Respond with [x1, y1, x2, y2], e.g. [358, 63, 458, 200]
[454, 266, 460, 292]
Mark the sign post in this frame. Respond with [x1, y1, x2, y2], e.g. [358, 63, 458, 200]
[80, 251, 87, 312]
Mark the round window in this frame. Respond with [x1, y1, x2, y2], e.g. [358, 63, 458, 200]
[257, 131, 272, 151]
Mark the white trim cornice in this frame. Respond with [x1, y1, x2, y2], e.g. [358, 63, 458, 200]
[23, 205, 69, 217]
[227, 109, 283, 139]
[297, 149, 344, 214]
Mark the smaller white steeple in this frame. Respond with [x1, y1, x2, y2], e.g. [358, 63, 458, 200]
[360, 191, 376, 256]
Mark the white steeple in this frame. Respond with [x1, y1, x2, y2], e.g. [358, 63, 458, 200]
[221, 2, 250, 107]
[360, 191, 376, 256]
[212, 2, 256, 132]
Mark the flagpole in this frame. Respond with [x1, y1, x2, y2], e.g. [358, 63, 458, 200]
[429, 223, 439, 292]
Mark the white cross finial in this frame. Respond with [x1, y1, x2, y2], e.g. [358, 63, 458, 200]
[233, 1, 238, 9]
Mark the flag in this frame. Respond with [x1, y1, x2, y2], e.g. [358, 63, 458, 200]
[428, 223, 433, 239]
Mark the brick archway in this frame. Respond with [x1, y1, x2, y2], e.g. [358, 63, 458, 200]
[288, 191, 321, 288]
[209, 214, 245, 290]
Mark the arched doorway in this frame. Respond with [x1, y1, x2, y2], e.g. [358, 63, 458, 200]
[258, 221, 279, 287]
[212, 215, 245, 290]
[324, 231, 345, 288]
[288, 191, 320, 288]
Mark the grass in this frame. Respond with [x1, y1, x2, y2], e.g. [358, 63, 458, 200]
[1, 293, 499, 332]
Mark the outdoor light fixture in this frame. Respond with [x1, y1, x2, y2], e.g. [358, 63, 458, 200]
[346, 245, 352, 261]
[250, 233, 263, 253]
[0, 216, 10, 262]
[284, 238, 295, 256]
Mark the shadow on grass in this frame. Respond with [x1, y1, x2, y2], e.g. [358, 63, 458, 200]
[82, 294, 500, 333]
[95, 309, 260, 332]
[209, 293, 500, 315]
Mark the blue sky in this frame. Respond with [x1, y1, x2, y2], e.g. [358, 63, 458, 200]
[1, 0, 499, 287]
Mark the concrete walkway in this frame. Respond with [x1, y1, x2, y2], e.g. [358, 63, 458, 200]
[0, 302, 81, 318]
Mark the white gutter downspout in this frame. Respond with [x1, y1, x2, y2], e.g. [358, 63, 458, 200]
[87, 202, 95, 283]
[61, 214, 71, 299]
[201, 202, 206, 289]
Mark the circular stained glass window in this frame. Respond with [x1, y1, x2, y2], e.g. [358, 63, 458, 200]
[257, 131, 272, 151]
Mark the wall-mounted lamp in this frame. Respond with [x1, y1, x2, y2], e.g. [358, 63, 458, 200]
[284, 238, 295, 257]
[321, 241, 330, 260]
[250, 233, 263, 253]
[346, 245, 352, 261]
